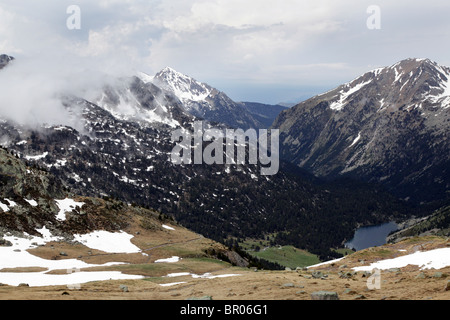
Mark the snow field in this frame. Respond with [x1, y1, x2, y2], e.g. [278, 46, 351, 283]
[0, 227, 145, 287]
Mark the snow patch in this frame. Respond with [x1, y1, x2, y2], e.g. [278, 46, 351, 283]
[165, 272, 241, 280]
[0, 198, 18, 212]
[0, 201, 9, 212]
[330, 80, 372, 111]
[155, 256, 180, 263]
[353, 248, 450, 272]
[431, 68, 450, 109]
[307, 257, 345, 268]
[25, 199, 38, 207]
[55, 198, 85, 221]
[349, 132, 362, 148]
[5, 199, 17, 208]
[160, 282, 187, 287]
[25, 152, 48, 161]
[73, 230, 142, 254]
[0, 228, 143, 287]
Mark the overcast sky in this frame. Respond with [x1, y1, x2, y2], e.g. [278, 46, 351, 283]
[1, 0, 450, 104]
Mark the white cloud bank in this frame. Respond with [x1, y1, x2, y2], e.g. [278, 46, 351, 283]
[1, 0, 450, 105]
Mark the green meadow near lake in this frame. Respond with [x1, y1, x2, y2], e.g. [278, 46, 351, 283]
[241, 240, 321, 269]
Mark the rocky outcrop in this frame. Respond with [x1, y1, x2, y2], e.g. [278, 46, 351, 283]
[311, 291, 340, 300]
[224, 250, 250, 268]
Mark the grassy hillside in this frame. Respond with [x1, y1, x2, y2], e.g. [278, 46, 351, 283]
[240, 239, 321, 269]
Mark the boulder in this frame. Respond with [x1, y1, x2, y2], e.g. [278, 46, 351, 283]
[186, 296, 213, 300]
[0, 239, 12, 247]
[311, 291, 339, 300]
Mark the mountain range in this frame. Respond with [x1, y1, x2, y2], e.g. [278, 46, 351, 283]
[147, 67, 287, 129]
[274, 58, 450, 205]
[0, 53, 449, 301]
[0, 55, 423, 261]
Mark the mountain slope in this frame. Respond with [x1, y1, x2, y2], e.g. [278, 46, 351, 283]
[387, 205, 450, 242]
[274, 58, 450, 204]
[150, 67, 265, 129]
[94, 76, 191, 129]
[240, 102, 288, 128]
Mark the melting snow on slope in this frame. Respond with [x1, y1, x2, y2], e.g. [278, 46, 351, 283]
[155, 256, 181, 263]
[55, 198, 85, 221]
[161, 272, 241, 287]
[330, 80, 372, 111]
[0, 227, 143, 287]
[353, 248, 450, 272]
[431, 67, 450, 109]
[0, 198, 16, 212]
[25, 152, 48, 161]
[5, 199, 17, 207]
[0, 202, 9, 212]
[349, 132, 362, 148]
[307, 257, 345, 268]
[73, 230, 142, 254]
[165, 272, 241, 279]
[160, 281, 187, 287]
[25, 199, 38, 207]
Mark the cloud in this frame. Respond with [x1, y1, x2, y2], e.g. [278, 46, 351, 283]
[0, 1, 144, 128]
[0, 53, 119, 131]
[144, 0, 350, 77]
[1, 0, 450, 106]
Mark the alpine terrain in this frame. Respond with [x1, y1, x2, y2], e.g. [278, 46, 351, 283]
[0, 54, 417, 261]
[150, 67, 278, 129]
[274, 58, 450, 205]
[0, 55, 449, 301]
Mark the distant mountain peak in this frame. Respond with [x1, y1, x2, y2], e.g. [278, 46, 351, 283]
[154, 67, 213, 103]
[326, 58, 450, 112]
[274, 58, 450, 204]
[160, 66, 182, 74]
[152, 67, 272, 129]
[155, 66, 200, 86]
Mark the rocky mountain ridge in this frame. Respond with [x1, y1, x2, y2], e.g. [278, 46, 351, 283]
[274, 58, 450, 205]
[150, 67, 281, 129]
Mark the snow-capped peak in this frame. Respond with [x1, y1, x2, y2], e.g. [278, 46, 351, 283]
[329, 58, 450, 112]
[153, 67, 212, 103]
[136, 71, 154, 84]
